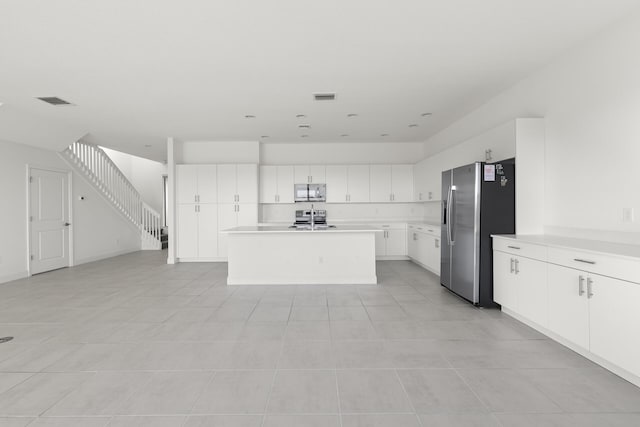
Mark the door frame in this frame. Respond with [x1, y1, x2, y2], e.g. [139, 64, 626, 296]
[26, 164, 74, 276]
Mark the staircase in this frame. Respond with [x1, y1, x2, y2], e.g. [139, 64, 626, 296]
[62, 140, 163, 250]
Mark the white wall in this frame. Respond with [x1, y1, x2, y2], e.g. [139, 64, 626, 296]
[102, 147, 167, 213]
[181, 141, 260, 164]
[261, 142, 424, 164]
[0, 139, 141, 284]
[421, 11, 640, 243]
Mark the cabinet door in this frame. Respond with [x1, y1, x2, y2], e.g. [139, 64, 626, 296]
[294, 165, 310, 183]
[385, 228, 407, 256]
[237, 203, 258, 226]
[391, 165, 413, 202]
[176, 165, 198, 204]
[413, 161, 427, 201]
[407, 229, 418, 259]
[177, 204, 198, 258]
[325, 165, 348, 203]
[198, 165, 218, 204]
[547, 264, 590, 349]
[516, 257, 548, 327]
[309, 165, 326, 183]
[217, 204, 238, 258]
[426, 235, 441, 274]
[493, 250, 517, 309]
[260, 166, 278, 203]
[589, 274, 640, 377]
[347, 165, 370, 202]
[217, 165, 237, 203]
[369, 165, 392, 202]
[416, 231, 429, 266]
[276, 166, 295, 203]
[236, 164, 258, 203]
[375, 230, 386, 256]
[197, 204, 218, 258]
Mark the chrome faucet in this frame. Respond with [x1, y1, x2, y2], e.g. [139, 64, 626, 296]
[310, 204, 315, 230]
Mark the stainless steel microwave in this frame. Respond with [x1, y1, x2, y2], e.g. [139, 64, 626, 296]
[294, 183, 326, 202]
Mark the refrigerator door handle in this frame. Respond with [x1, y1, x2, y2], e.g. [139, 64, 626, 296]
[449, 185, 457, 245]
[446, 186, 453, 245]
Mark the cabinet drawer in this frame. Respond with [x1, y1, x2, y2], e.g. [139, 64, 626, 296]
[492, 238, 547, 261]
[547, 247, 640, 284]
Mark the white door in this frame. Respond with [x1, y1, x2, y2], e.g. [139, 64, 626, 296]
[375, 230, 386, 256]
[385, 228, 407, 256]
[177, 204, 198, 259]
[547, 264, 590, 349]
[176, 165, 198, 204]
[260, 165, 278, 203]
[294, 165, 310, 183]
[198, 204, 218, 258]
[217, 164, 237, 203]
[391, 165, 414, 202]
[492, 251, 516, 309]
[217, 204, 238, 258]
[236, 164, 258, 203]
[198, 165, 218, 204]
[347, 165, 370, 202]
[325, 165, 348, 203]
[237, 203, 258, 226]
[308, 165, 326, 183]
[276, 166, 295, 203]
[30, 168, 70, 274]
[516, 257, 548, 327]
[589, 274, 640, 377]
[369, 165, 392, 202]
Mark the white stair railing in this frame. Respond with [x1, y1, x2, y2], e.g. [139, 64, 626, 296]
[62, 140, 162, 250]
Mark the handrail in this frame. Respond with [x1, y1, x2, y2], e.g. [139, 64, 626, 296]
[63, 141, 162, 249]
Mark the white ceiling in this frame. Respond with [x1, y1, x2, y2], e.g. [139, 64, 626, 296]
[0, 0, 638, 161]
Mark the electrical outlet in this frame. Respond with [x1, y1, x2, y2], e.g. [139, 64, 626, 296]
[622, 208, 635, 223]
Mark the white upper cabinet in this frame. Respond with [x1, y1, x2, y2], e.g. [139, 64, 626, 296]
[176, 165, 217, 204]
[370, 165, 392, 202]
[391, 164, 413, 202]
[261, 165, 294, 203]
[218, 164, 258, 204]
[325, 165, 349, 203]
[347, 165, 370, 203]
[294, 165, 326, 184]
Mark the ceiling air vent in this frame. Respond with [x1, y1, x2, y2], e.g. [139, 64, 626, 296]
[313, 93, 336, 101]
[37, 97, 73, 106]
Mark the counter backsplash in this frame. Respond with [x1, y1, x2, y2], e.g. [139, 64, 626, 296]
[260, 202, 426, 224]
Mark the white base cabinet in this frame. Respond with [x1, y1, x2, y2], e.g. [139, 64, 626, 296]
[493, 235, 640, 387]
[375, 224, 407, 259]
[407, 224, 440, 274]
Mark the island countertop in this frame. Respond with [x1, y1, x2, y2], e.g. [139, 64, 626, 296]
[222, 225, 381, 233]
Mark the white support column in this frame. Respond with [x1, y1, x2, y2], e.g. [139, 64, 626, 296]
[166, 136, 177, 264]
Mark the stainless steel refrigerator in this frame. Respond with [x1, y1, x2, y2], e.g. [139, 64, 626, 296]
[440, 159, 515, 306]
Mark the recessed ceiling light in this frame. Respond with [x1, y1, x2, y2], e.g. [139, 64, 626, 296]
[301, 134, 309, 138]
[37, 96, 74, 106]
[340, 134, 349, 137]
[409, 124, 418, 128]
[296, 114, 306, 118]
[298, 124, 311, 129]
[244, 115, 256, 119]
[313, 93, 336, 101]
[144, 144, 152, 147]
[347, 113, 358, 118]
[421, 112, 432, 117]
[380, 133, 389, 137]
[260, 135, 269, 139]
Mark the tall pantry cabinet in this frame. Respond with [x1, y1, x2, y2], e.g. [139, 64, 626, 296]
[176, 164, 258, 261]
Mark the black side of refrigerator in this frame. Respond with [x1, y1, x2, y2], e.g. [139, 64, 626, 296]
[478, 158, 516, 307]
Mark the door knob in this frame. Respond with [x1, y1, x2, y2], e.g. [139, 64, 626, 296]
[64, 222, 71, 226]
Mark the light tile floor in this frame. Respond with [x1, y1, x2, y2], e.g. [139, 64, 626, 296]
[0, 251, 639, 426]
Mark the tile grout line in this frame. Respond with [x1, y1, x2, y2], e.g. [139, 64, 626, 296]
[393, 368, 425, 427]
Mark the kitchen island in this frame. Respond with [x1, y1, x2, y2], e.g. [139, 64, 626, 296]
[222, 225, 378, 285]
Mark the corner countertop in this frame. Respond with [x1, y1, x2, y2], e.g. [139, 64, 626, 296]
[223, 225, 381, 234]
[492, 234, 640, 260]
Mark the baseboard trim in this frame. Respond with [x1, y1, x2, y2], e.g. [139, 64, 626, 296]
[0, 270, 29, 285]
[502, 307, 640, 388]
[74, 248, 140, 266]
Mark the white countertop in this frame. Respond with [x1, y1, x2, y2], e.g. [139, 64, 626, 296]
[492, 234, 640, 260]
[223, 225, 380, 233]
